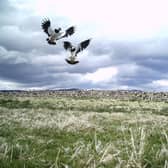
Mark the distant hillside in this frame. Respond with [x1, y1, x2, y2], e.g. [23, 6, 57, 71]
[0, 89, 168, 102]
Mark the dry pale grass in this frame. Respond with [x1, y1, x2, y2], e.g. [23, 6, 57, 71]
[0, 96, 168, 167]
[1, 106, 168, 132]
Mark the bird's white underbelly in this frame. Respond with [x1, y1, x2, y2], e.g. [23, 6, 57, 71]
[50, 35, 56, 41]
[49, 32, 62, 42]
[69, 52, 77, 61]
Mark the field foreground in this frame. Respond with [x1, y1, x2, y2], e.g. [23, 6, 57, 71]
[0, 90, 168, 168]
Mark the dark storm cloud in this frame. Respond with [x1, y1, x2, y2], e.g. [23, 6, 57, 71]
[133, 56, 168, 74]
[0, 60, 86, 88]
[0, 62, 42, 83]
[118, 67, 162, 86]
[0, 28, 63, 54]
[91, 38, 168, 72]
[84, 38, 168, 90]
[0, 46, 86, 89]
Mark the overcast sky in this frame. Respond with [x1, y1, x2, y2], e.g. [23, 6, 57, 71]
[0, 0, 168, 91]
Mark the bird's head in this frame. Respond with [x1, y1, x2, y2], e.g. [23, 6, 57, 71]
[55, 28, 62, 33]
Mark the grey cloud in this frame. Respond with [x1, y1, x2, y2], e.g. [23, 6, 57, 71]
[0, 0, 20, 26]
[90, 38, 168, 73]
[0, 25, 64, 54]
[0, 0, 168, 90]
[0, 0, 15, 13]
[19, 15, 71, 32]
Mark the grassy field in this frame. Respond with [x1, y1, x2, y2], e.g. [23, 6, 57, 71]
[0, 93, 168, 168]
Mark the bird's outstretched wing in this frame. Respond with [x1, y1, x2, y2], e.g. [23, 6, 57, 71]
[65, 26, 75, 36]
[59, 26, 75, 39]
[76, 39, 91, 54]
[63, 41, 73, 51]
[41, 18, 54, 36]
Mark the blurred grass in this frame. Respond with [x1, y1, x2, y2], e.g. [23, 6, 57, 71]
[0, 95, 168, 167]
[0, 97, 168, 115]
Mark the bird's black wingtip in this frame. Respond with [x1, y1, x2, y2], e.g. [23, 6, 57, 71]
[41, 18, 51, 36]
[87, 38, 92, 42]
[42, 17, 50, 22]
[41, 18, 50, 26]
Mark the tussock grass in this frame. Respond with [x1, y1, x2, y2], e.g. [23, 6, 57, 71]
[0, 95, 168, 167]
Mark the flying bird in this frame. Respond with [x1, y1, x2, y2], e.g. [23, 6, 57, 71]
[63, 39, 91, 64]
[41, 18, 75, 45]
